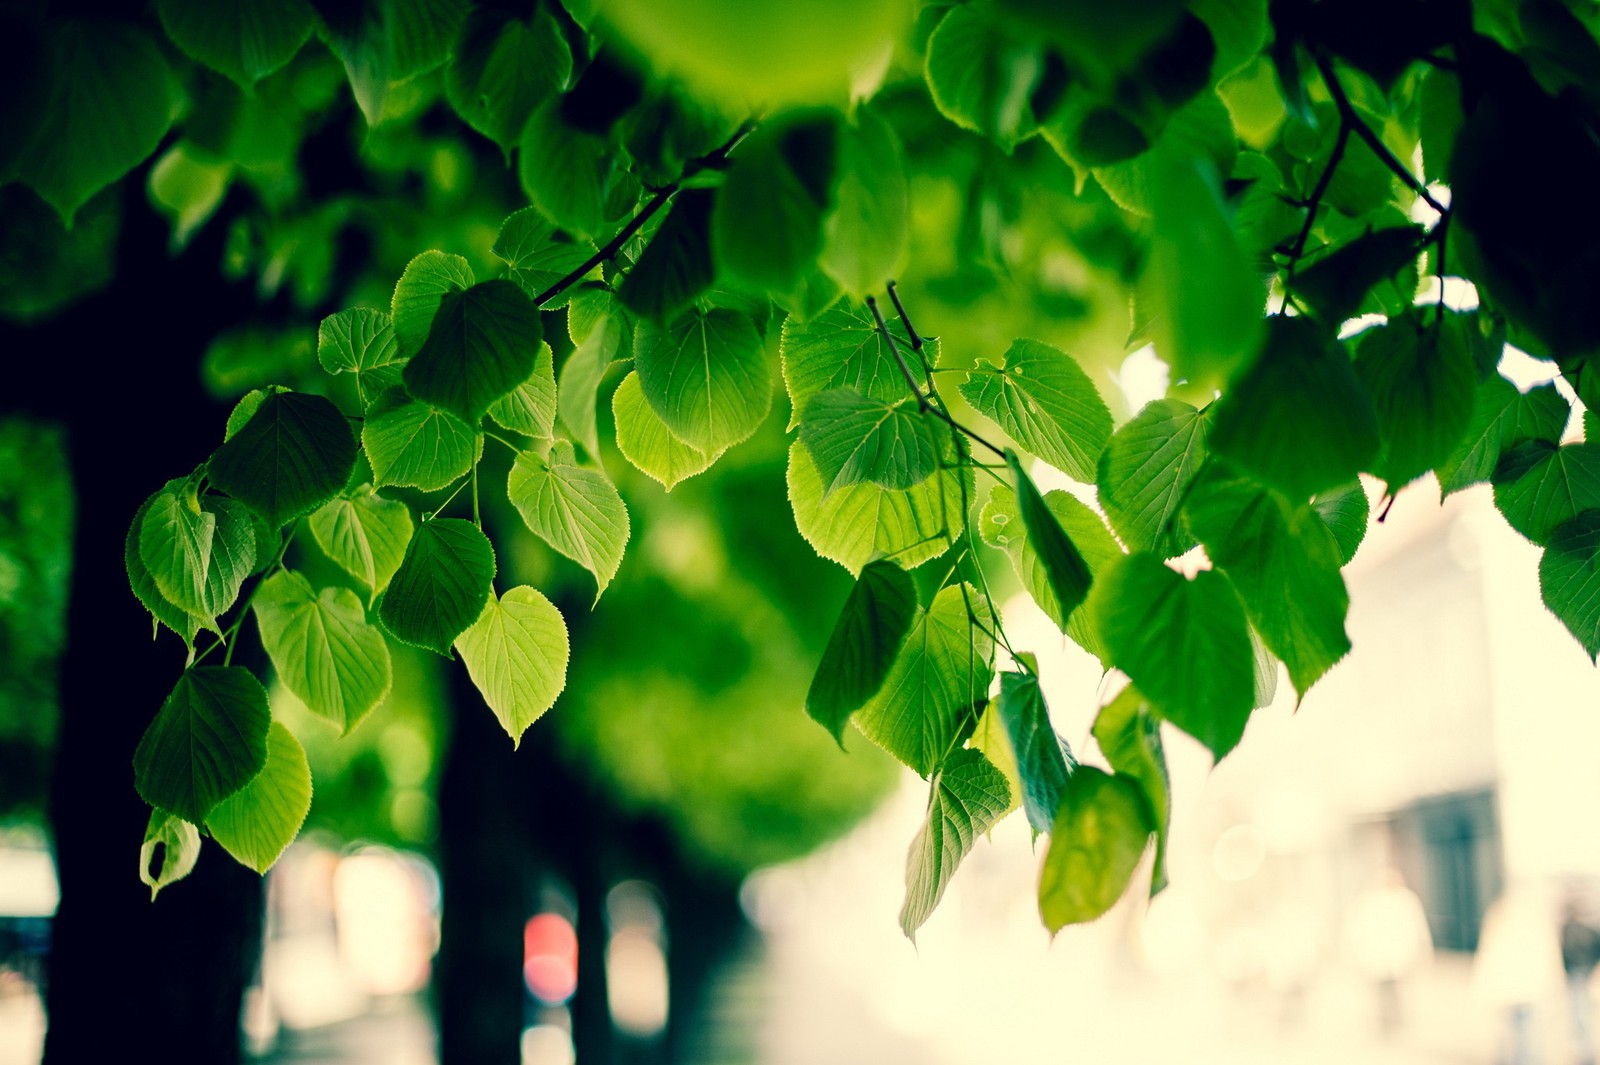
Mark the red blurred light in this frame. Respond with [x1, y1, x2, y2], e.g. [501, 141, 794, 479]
[523, 913, 578, 1003]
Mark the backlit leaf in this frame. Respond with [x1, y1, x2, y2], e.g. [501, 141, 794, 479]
[960, 339, 1112, 482]
[205, 721, 312, 874]
[493, 207, 598, 310]
[445, 6, 571, 152]
[362, 387, 477, 492]
[403, 279, 542, 424]
[821, 106, 908, 296]
[900, 748, 1011, 939]
[780, 299, 937, 429]
[1541, 512, 1600, 661]
[612, 371, 719, 490]
[254, 570, 391, 735]
[618, 186, 716, 324]
[1492, 441, 1600, 546]
[996, 662, 1075, 836]
[1007, 453, 1093, 622]
[799, 388, 940, 493]
[633, 307, 771, 452]
[140, 810, 201, 901]
[309, 486, 413, 603]
[1355, 313, 1477, 490]
[1038, 766, 1153, 933]
[317, 308, 403, 407]
[1437, 376, 1569, 498]
[488, 342, 557, 439]
[1092, 687, 1171, 895]
[391, 250, 475, 358]
[156, 0, 315, 88]
[507, 443, 630, 601]
[519, 97, 617, 239]
[1312, 481, 1369, 566]
[455, 586, 570, 746]
[1097, 399, 1208, 558]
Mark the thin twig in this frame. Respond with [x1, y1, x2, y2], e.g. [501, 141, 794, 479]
[533, 120, 758, 307]
[1281, 119, 1351, 312]
[1315, 54, 1448, 216]
[867, 297, 1009, 461]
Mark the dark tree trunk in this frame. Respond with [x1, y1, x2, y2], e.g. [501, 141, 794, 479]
[7, 186, 266, 1063]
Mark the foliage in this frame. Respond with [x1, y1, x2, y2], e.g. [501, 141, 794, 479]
[8, 0, 1600, 940]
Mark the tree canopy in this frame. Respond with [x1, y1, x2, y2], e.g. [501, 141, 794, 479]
[6, 0, 1600, 945]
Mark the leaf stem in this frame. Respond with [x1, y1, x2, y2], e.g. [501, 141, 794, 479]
[533, 119, 758, 308]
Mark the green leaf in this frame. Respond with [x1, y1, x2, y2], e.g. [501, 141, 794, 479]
[900, 748, 1012, 939]
[996, 663, 1074, 836]
[488, 342, 557, 439]
[140, 810, 201, 901]
[198, 496, 259, 624]
[138, 483, 216, 623]
[445, 7, 571, 152]
[1184, 468, 1351, 697]
[362, 387, 477, 492]
[1438, 376, 1570, 498]
[455, 586, 570, 746]
[1289, 226, 1423, 327]
[712, 119, 833, 300]
[1007, 452, 1093, 621]
[133, 666, 271, 825]
[924, 1, 1040, 150]
[493, 208, 598, 310]
[207, 390, 359, 528]
[786, 440, 967, 575]
[1092, 686, 1171, 895]
[1089, 555, 1254, 761]
[205, 721, 312, 874]
[618, 187, 716, 324]
[1210, 316, 1381, 501]
[317, 308, 403, 407]
[1140, 139, 1264, 388]
[799, 388, 940, 494]
[1038, 766, 1154, 933]
[1312, 481, 1369, 566]
[225, 390, 269, 442]
[959, 339, 1112, 482]
[377, 518, 497, 655]
[969, 703, 1023, 822]
[391, 250, 475, 359]
[157, 0, 314, 88]
[1091, 91, 1237, 214]
[978, 483, 1122, 663]
[149, 140, 232, 248]
[309, 486, 414, 603]
[1355, 313, 1478, 490]
[612, 371, 719, 490]
[780, 299, 937, 429]
[1492, 441, 1600, 546]
[16, 21, 176, 223]
[507, 443, 630, 601]
[1541, 512, 1600, 661]
[519, 97, 617, 239]
[557, 313, 619, 460]
[821, 106, 908, 296]
[1097, 399, 1208, 557]
[857, 585, 993, 777]
[806, 560, 919, 744]
[402, 279, 542, 424]
[633, 307, 771, 452]
[127, 494, 203, 647]
[389, 0, 471, 80]
[254, 570, 392, 735]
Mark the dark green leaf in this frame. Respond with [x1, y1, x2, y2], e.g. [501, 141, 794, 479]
[207, 390, 359, 528]
[901, 748, 1012, 939]
[960, 339, 1112, 482]
[633, 307, 771, 452]
[821, 106, 909, 296]
[445, 7, 571, 152]
[1289, 226, 1423, 326]
[1097, 399, 1208, 557]
[1089, 555, 1254, 761]
[799, 388, 941, 493]
[126, 492, 202, 647]
[1038, 766, 1154, 933]
[618, 187, 716, 324]
[806, 560, 919, 744]
[858, 585, 993, 777]
[361, 387, 478, 492]
[1092, 686, 1171, 895]
[133, 666, 271, 825]
[1541, 511, 1600, 661]
[1492, 441, 1600, 546]
[519, 97, 618, 239]
[1007, 452, 1093, 621]
[711, 119, 833, 300]
[1184, 467, 1351, 697]
[157, 0, 314, 88]
[493, 208, 598, 310]
[1210, 316, 1380, 500]
[925, 1, 1041, 149]
[1355, 312, 1477, 490]
[402, 279, 542, 424]
[996, 662, 1074, 836]
[392, 251, 475, 358]
[1437, 376, 1570, 498]
[377, 518, 496, 655]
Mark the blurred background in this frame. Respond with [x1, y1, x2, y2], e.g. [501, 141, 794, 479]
[5, 8, 1600, 1063]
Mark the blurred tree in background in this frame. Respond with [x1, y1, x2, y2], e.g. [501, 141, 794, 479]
[6, 0, 1600, 1062]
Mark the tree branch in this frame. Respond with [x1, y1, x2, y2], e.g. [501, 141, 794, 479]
[1315, 55, 1448, 216]
[1281, 118, 1351, 311]
[533, 120, 758, 308]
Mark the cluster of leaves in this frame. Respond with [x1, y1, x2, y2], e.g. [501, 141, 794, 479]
[21, 0, 1599, 932]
